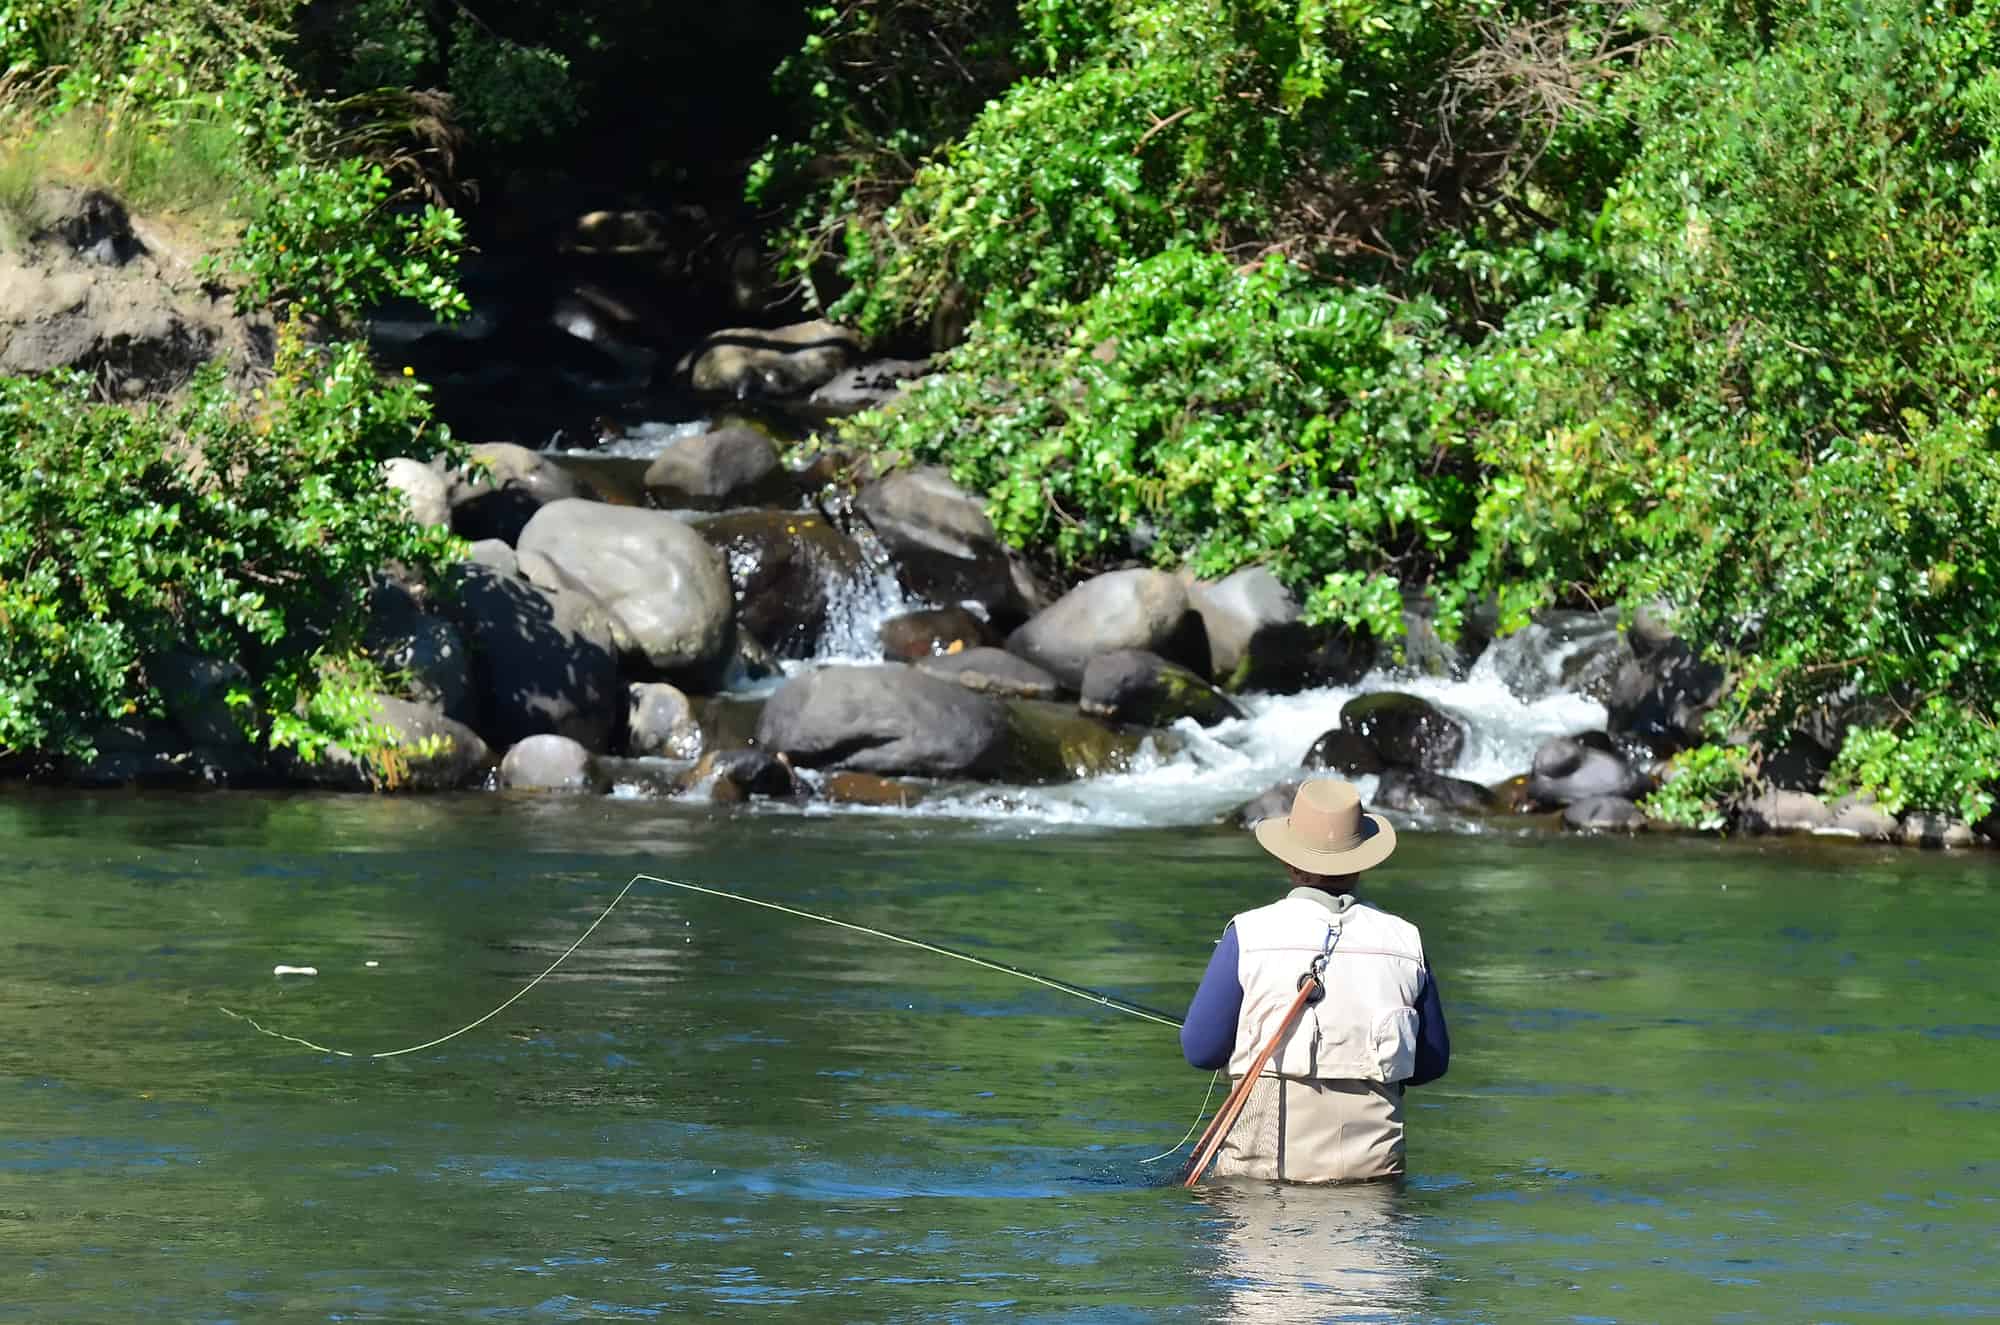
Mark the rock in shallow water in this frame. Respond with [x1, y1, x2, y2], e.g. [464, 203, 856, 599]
[500, 734, 601, 793]
[1374, 769, 1494, 816]
[1528, 736, 1650, 808]
[1006, 568, 1208, 690]
[1562, 795, 1648, 833]
[756, 664, 1007, 776]
[1736, 789, 1834, 834]
[1302, 728, 1385, 777]
[627, 682, 702, 759]
[643, 426, 794, 511]
[696, 510, 867, 659]
[1338, 693, 1465, 771]
[916, 647, 1061, 700]
[1079, 649, 1243, 728]
[878, 606, 996, 661]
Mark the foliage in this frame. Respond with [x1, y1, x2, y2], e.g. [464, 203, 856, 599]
[0, 322, 462, 762]
[1641, 745, 1750, 832]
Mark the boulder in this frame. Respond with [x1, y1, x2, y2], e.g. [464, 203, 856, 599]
[1237, 778, 1306, 829]
[820, 770, 925, 807]
[878, 606, 996, 661]
[916, 647, 1062, 700]
[627, 682, 703, 759]
[1006, 568, 1209, 690]
[1000, 699, 1169, 783]
[854, 467, 1042, 626]
[1079, 649, 1244, 728]
[441, 562, 619, 750]
[281, 694, 491, 792]
[1396, 596, 1496, 679]
[150, 650, 253, 748]
[466, 538, 519, 577]
[446, 442, 591, 545]
[1562, 795, 1648, 833]
[695, 750, 804, 803]
[60, 719, 260, 788]
[1899, 813, 1976, 849]
[1607, 635, 1728, 755]
[499, 734, 603, 793]
[383, 457, 450, 528]
[805, 357, 933, 418]
[678, 319, 859, 400]
[756, 664, 1007, 776]
[1737, 789, 1835, 834]
[1374, 769, 1494, 816]
[1527, 736, 1651, 807]
[1486, 609, 1630, 703]
[1827, 794, 1898, 841]
[1338, 693, 1466, 771]
[517, 499, 736, 685]
[642, 426, 794, 511]
[365, 580, 472, 722]
[1302, 728, 1385, 777]
[689, 694, 766, 754]
[695, 510, 868, 658]
[1190, 566, 1372, 692]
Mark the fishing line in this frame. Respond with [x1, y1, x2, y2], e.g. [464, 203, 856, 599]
[1138, 1070, 1219, 1165]
[220, 871, 1182, 1061]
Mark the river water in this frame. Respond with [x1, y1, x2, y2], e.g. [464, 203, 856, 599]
[2, 791, 1994, 1321]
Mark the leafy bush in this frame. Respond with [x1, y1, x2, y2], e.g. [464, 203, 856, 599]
[0, 323, 462, 762]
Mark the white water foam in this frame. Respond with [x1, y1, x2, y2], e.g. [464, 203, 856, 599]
[546, 418, 711, 459]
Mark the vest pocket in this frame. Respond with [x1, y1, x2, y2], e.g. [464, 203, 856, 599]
[1372, 1006, 1419, 1082]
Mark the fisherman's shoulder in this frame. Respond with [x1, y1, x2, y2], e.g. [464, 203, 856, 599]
[1346, 900, 1427, 957]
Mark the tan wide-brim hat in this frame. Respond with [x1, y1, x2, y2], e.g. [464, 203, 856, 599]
[1254, 778, 1397, 874]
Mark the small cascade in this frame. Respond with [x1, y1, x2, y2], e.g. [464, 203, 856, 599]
[809, 521, 925, 664]
[546, 418, 709, 459]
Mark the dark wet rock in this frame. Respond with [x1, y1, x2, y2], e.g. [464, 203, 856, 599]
[696, 509, 867, 658]
[1006, 568, 1209, 690]
[447, 442, 591, 545]
[150, 650, 253, 749]
[1374, 769, 1495, 816]
[1737, 789, 1835, 834]
[517, 499, 736, 685]
[1080, 649, 1243, 728]
[806, 356, 934, 418]
[642, 426, 794, 511]
[820, 770, 924, 808]
[878, 606, 996, 662]
[1489, 773, 1537, 815]
[441, 562, 619, 751]
[279, 694, 491, 792]
[756, 664, 1006, 776]
[1899, 813, 1975, 849]
[1487, 609, 1630, 703]
[383, 457, 450, 528]
[695, 749, 802, 802]
[688, 694, 765, 754]
[726, 629, 783, 687]
[1000, 699, 1169, 783]
[1562, 795, 1648, 833]
[1302, 728, 1386, 777]
[1527, 736, 1650, 808]
[916, 647, 1062, 700]
[678, 319, 859, 400]
[855, 467, 1045, 627]
[1606, 632, 1728, 755]
[627, 682, 702, 759]
[1759, 734, 1833, 793]
[365, 580, 472, 723]
[61, 720, 261, 788]
[499, 734, 603, 793]
[1237, 778, 1306, 829]
[1338, 693, 1465, 771]
[1826, 794, 1898, 841]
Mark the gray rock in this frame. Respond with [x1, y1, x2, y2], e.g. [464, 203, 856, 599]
[1827, 794, 1898, 841]
[1375, 768, 1494, 816]
[466, 538, 519, 577]
[627, 682, 703, 759]
[757, 664, 1007, 776]
[1189, 567, 1376, 693]
[694, 749, 802, 802]
[696, 509, 867, 658]
[383, 457, 450, 528]
[499, 733, 602, 792]
[61, 720, 227, 788]
[1563, 795, 1648, 833]
[1237, 778, 1306, 829]
[1899, 813, 1976, 849]
[805, 356, 933, 417]
[442, 562, 619, 750]
[1302, 728, 1385, 777]
[517, 499, 736, 685]
[678, 319, 859, 400]
[879, 606, 996, 662]
[1486, 609, 1630, 703]
[365, 581, 472, 722]
[447, 442, 590, 544]
[150, 651, 253, 748]
[1006, 568, 1208, 690]
[1528, 736, 1650, 807]
[916, 647, 1062, 700]
[1607, 637, 1728, 755]
[1338, 693, 1466, 771]
[1737, 789, 1835, 834]
[1079, 649, 1244, 727]
[999, 699, 1173, 783]
[281, 694, 491, 791]
[642, 426, 794, 511]
[856, 467, 1041, 626]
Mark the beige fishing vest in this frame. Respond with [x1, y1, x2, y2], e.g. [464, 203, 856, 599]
[1227, 889, 1428, 1084]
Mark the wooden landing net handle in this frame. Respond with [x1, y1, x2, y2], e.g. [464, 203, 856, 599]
[1181, 975, 1321, 1189]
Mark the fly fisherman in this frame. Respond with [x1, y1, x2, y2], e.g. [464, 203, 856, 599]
[1181, 778, 1450, 1182]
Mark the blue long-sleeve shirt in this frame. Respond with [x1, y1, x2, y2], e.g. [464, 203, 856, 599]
[1179, 923, 1451, 1086]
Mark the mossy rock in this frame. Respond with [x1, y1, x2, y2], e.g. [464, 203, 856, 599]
[1000, 699, 1180, 783]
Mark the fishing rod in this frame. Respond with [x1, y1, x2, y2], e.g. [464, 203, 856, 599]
[221, 871, 1184, 1061]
